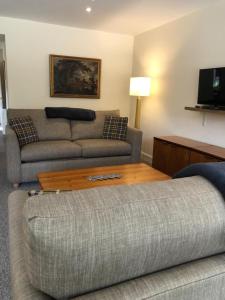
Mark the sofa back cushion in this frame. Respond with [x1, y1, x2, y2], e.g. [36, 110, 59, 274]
[71, 110, 120, 140]
[7, 109, 71, 141]
[23, 176, 225, 299]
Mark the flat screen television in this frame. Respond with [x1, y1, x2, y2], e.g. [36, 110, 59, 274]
[198, 67, 225, 107]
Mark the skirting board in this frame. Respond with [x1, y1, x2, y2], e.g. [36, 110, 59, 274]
[141, 151, 152, 165]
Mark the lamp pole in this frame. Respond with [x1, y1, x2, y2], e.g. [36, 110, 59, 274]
[135, 96, 141, 129]
[129, 77, 151, 129]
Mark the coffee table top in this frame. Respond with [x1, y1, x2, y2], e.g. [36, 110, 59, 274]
[38, 163, 170, 191]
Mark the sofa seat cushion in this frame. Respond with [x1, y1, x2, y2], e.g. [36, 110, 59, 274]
[21, 140, 81, 162]
[76, 139, 131, 158]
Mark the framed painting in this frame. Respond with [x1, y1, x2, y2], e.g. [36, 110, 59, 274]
[50, 54, 101, 98]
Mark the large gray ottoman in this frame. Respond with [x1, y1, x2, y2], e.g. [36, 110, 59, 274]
[8, 176, 225, 299]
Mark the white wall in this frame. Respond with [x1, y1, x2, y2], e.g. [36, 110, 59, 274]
[133, 1, 225, 157]
[0, 17, 133, 117]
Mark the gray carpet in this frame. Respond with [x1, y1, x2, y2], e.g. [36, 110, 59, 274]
[0, 132, 39, 300]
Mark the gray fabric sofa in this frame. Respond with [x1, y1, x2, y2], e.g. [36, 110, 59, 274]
[8, 176, 225, 299]
[6, 109, 142, 185]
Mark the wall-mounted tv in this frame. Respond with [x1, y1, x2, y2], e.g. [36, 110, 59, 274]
[198, 67, 225, 107]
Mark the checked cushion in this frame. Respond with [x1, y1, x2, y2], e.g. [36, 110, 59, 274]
[9, 116, 39, 147]
[103, 115, 128, 141]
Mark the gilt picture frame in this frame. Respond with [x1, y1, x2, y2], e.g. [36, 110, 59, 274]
[50, 54, 101, 98]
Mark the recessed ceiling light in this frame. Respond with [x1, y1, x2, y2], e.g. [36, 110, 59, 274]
[86, 6, 92, 13]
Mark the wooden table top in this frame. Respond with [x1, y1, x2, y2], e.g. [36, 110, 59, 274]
[38, 163, 170, 191]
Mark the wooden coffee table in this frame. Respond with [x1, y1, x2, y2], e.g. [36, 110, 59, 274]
[38, 163, 170, 191]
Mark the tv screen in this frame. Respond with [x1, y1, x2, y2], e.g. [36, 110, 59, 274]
[198, 67, 225, 107]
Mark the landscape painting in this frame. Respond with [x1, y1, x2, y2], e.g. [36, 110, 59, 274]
[50, 55, 101, 98]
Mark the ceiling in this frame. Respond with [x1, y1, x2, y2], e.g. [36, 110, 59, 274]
[0, 0, 222, 35]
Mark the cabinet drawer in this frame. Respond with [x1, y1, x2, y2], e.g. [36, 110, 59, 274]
[168, 144, 190, 176]
[153, 136, 225, 177]
[189, 151, 222, 164]
[152, 139, 190, 176]
[152, 139, 171, 174]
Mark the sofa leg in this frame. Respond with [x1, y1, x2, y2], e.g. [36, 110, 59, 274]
[13, 183, 19, 189]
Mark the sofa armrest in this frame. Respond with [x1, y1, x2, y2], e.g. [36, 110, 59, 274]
[126, 127, 143, 162]
[6, 125, 21, 184]
[8, 191, 54, 300]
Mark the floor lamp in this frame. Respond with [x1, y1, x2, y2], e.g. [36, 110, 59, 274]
[129, 77, 151, 129]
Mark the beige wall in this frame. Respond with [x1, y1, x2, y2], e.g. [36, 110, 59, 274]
[133, 1, 225, 158]
[0, 17, 133, 117]
[0, 36, 5, 98]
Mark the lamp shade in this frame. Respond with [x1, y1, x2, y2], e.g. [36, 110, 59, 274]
[129, 77, 151, 97]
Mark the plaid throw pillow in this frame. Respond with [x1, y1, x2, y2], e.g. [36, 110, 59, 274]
[103, 115, 128, 141]
[9, 116, 39, 147]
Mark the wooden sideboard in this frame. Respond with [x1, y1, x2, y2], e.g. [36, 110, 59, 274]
[152, 136, 225, 176]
